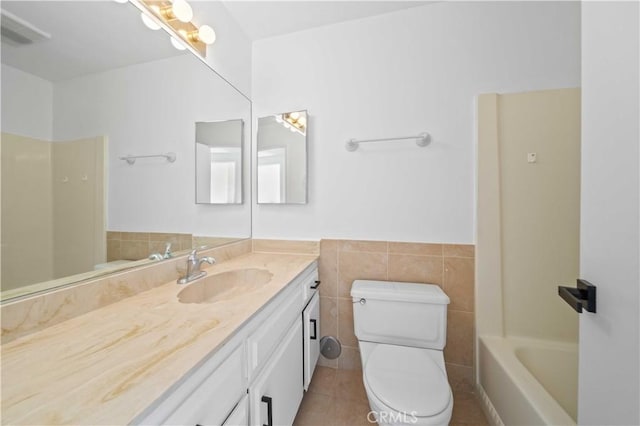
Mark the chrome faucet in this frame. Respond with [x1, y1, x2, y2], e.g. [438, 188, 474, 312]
[177, 248, 215, 284]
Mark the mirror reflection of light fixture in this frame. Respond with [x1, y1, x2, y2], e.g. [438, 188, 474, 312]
[141, 10, 161, 30]
[130, 0, 216, 57]
[170, 35, 187, 50]
[283, 111, 307, 135]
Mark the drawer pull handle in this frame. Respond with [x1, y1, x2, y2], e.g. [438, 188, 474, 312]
[261, 395, 273, 426]
[310, 319, 317, 340]
[311, 280, 321, 289]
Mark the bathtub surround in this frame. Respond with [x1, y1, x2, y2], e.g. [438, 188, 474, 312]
[317, 239, 475, 388]
[476, 89, 580, 343]
[476, 89, 581, 424]
[1, 133, 106, 292]
[0, 239, 252, 343]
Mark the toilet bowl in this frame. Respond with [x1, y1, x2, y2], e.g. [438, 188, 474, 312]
[351, 280, 453, 426]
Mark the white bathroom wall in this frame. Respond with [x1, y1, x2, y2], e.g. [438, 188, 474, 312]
[251, 1, 580, 243]
[1, 64, 53, 141]
[53, 54, 251, 238]
[193, 1, 252, 97]
[579, 2, 639, 424]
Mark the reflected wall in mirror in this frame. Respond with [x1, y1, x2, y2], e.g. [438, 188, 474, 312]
[0, 1, 251, 301]
[257, 111, 308, 204]
[196, 120, 244, 204]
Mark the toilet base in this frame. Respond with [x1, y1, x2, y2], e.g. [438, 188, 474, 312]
[363, 376, 453, 426]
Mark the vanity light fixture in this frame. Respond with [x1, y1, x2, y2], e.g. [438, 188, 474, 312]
[133, 0, 216, 57]
[159, 0, 193, 23]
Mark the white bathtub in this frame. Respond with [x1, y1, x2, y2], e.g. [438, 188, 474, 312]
[478, 336, 577, 426]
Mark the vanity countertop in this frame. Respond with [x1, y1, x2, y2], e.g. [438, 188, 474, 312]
[0, 252, 317, 425]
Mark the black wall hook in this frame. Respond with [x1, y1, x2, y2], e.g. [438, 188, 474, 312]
[558, 279, 596, 313]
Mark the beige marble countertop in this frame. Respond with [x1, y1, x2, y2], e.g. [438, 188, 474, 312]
[1, 252, 317, 425]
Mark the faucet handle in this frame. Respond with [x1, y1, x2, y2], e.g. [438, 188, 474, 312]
[163, 242, 173, 259]
[199, 256, 216, 266]
[187, 248, 198, 261]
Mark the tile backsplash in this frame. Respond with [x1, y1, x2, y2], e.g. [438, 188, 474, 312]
[318, 239, 475, 389]
[107, 232, 193, 262]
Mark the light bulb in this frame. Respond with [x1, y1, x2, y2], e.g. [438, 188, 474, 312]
[198, 25, 216, 45]
[171, 0, 193, 23]
[289, 111, 300, 120]
[141, 12, 161, 30]
[170, 36, 187, 50]
[297, 116, 307, 126]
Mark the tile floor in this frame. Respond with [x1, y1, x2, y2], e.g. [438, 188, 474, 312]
[293, 367, 489, 426]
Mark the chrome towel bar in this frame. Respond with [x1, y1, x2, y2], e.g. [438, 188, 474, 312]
[345, 132, 431, 152]
[119, 152, 176, 165]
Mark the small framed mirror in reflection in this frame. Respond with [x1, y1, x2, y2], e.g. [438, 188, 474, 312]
[195, 119, 244, 204]
[257, 110, 308, 204]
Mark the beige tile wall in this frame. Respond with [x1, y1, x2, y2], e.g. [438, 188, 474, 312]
[107, 232, 193, 261]
[318, 239, 475, 390]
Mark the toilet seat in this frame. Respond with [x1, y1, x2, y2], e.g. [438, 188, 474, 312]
[364, 344, 451, 418]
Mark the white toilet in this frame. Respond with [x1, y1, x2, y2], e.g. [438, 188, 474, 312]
[351, 280, 453, 426]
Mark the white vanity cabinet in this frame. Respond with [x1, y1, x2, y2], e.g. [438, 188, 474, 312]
[249, 320, 304, 426]
[134, 262, 319, 426]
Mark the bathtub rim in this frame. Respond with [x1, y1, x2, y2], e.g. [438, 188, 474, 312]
[478, 335, 577, 426]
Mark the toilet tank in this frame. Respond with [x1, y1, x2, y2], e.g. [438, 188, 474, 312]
[351, 280, 450, 350]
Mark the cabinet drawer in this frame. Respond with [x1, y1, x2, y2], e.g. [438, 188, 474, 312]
[162, 344, 245, 426]
[302, 268, 320, 304]
[247, 284, 303, 380]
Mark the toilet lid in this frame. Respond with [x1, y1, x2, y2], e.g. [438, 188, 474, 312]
[364, 345, 451, 417]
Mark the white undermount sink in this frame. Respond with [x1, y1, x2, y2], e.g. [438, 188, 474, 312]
[177, 268, 273, 304]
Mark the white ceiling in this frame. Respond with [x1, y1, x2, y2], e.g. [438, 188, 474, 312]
[0, 1, 431, 82]
[1, 1, 184, 82]
[221, 1, 432, 41]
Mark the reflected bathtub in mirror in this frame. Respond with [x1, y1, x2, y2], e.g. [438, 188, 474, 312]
[257, 111, 308, 204]
[196, 119, 244, 204]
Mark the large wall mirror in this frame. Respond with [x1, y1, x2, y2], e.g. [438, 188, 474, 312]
[257, 111, 308, 204]
[0, 1, 251, 301]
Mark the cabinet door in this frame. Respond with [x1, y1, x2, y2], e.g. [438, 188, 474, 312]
[303, 292, 320, 390]
[249, 320, 303, 426]
[223, 395, 248, 426]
